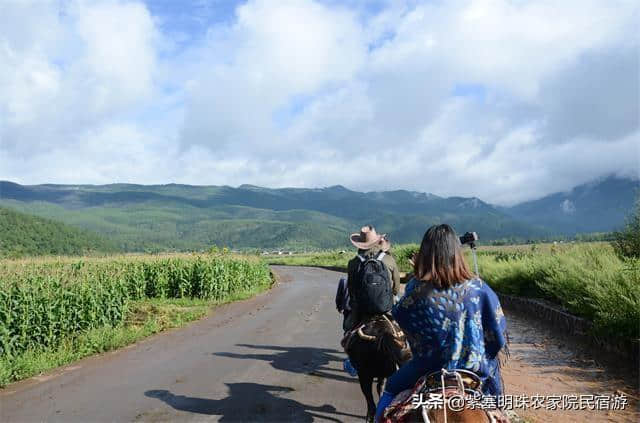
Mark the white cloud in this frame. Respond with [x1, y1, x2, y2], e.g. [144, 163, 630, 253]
[178, 0, 367, 155]
[0, 0, 160, 156]
[73, 0, 158, 107]
[561, 199, 576, 214]
[0, 0, 638, 204]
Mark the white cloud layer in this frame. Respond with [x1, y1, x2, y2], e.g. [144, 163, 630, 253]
[0, 0, 638, 204]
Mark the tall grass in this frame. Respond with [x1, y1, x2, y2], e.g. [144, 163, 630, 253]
[478, 244, 640, 339]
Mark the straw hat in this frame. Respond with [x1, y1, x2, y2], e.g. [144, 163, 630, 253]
[350, 226, 389, 250]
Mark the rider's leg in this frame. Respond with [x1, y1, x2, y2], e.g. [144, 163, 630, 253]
[374, 392, 394, 423]
[343, 306, 360, 332]
[384, 356, 429, 395]
[374, 357, 430, 422]
[482, 360, 504, 397]
[342, 309, 352, 332]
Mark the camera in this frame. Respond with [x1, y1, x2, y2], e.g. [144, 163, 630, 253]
[459, 231, 478, 245]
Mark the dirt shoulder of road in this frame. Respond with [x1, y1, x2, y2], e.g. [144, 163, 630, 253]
[502, 310, 639, 423]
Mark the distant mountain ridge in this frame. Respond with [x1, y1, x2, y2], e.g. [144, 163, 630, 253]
[0, 176, 636, 251]
[505, 176, 638, 234]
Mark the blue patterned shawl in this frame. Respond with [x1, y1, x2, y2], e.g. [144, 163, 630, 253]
[392, 277, 508, 396]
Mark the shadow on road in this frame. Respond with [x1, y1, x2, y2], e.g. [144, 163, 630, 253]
[145, 383, 361, 422]
[213, 344, 356, 384]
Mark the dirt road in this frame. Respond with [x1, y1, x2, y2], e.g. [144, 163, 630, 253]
[0, 267, 637, 422]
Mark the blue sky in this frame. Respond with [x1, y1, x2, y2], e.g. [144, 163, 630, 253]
[146, 0, 242, 35]
[0, 0, 638, 204]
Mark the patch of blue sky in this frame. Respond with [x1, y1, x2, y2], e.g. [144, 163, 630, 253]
[56, 0, 70, 19]
[316, 0, 393, 27]
[452, 83, 487, 102]
[316, 0, 387, 14]
[368, 29, 396, 52]
[272, 94, 317, 129]
[49, 3, 78, 71]
[144, 0, 245, 43]
[124, 81, 186, 129]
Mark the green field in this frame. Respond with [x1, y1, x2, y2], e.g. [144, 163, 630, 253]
[0, 253, 272, 386]
[267, 242, 640, 341]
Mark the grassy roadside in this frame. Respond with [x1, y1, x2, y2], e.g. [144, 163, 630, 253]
[267, 251, 350, 268]
[264, 244, 417, 271]
[264, 245, 423, 289]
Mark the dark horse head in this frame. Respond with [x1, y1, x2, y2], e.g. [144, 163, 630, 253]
[343, 314, 412, 422]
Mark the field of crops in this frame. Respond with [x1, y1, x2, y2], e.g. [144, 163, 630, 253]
[267, 243, 640, 341]
[0, 254, 272, 385]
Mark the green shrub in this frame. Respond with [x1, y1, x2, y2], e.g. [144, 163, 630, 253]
[392, 244, 419, 272]
[612, 197, 640, 259]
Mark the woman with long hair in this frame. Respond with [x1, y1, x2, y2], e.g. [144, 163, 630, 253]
[375, 224, 509, 421]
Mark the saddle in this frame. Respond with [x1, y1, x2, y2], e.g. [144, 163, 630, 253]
[381, 369, 506, 423]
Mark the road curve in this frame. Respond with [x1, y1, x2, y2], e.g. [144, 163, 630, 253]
[0, 266, 365, 423]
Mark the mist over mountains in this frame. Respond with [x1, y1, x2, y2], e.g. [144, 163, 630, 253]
[0, 176, 637, 252]
[507, 177, 638, 234]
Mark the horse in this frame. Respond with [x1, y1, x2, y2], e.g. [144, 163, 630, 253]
[380, 369, 508, 423]
[342, 314, 413, 422]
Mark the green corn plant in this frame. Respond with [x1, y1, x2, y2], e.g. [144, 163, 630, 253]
[0, 254, 272, 360]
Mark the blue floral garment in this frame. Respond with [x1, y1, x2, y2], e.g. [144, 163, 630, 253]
[385, 277, 507, 397]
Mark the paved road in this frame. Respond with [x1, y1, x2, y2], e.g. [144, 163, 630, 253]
[0, 267, 365, 423]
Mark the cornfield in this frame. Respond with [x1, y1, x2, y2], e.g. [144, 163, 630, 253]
[0, 254, 272, 359]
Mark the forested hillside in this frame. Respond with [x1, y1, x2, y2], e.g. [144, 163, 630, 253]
[0, 207, 118, 257]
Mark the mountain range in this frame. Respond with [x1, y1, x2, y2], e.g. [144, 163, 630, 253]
[0, 176, 637, 252]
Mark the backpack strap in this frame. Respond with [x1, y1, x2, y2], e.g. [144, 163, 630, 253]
[358, 252, 386, 262]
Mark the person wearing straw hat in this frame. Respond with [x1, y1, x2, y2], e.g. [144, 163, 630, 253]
[343, 225, 400, 331]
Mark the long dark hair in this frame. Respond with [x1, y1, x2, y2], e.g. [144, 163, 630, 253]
[413, 224, 473, 289]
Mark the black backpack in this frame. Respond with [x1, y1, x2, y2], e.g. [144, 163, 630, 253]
[353, 252, 393, 315]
